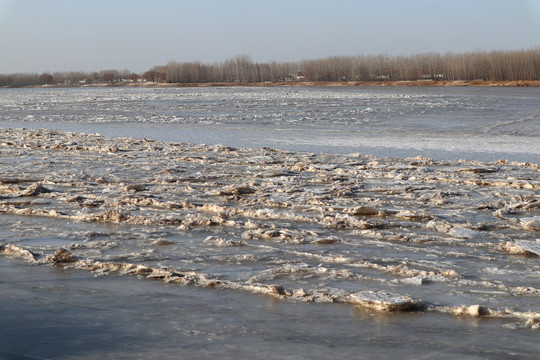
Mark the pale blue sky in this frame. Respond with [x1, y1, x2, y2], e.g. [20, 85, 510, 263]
[1, 0, 540, 73]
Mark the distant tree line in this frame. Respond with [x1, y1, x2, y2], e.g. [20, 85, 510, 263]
[1, 48, 540, 87]
[0, 69, 140, 88]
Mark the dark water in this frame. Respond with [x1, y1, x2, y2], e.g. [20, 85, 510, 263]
[2, 257, 538, 360]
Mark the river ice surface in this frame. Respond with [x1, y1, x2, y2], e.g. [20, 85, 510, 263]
[0, 86, 538, 162]
[0, 87, 539, 359]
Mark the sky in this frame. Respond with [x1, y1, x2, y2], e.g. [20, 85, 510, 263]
[1, 0, 540, 74]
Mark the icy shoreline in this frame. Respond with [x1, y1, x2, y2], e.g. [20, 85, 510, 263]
[9, 79, 540, 89]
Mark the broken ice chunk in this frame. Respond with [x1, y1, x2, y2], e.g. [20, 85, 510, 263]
[452, 304, 491, 317]
[449, 227, 483, 239]
[520, 216, 540, 231]
[350, 206, 384, 217]
[18, 183, 51, 197]
[500, 240, 540, 256]
[0, 243, 38, 263]
[124, 184, 146, 192]
[349, 289, 424, 312]
[397, 276, 431, 286]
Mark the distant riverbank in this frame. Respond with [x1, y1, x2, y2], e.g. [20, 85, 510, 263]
[139, 79, 540, 88]
[3, 79, 540, 89]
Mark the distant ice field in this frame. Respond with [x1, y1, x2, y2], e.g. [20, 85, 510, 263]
[0, 86, 538, 162]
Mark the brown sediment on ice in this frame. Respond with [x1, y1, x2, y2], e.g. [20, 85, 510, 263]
[1, 128, 540, 324]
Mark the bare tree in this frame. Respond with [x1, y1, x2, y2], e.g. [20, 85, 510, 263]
[38, 73, 54, 85]
[128, 73, 140, 82]
[100, 70, 120, 84]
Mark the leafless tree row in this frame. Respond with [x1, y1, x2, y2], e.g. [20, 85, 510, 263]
[0, 69, 139, 87]
[1, 48, 539, 87]
[144, 55, 299, 83]
[146, 49, 540, 83]
[299, 49, 540, 82]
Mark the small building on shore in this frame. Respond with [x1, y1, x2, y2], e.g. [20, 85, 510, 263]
[285, 72, 305, 82]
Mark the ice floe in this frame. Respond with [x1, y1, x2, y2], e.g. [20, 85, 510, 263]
[0, 127, 539, 329]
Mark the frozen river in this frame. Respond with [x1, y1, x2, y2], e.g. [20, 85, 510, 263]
[1, 86, 539, 359]
[0, 85, 539, 162]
